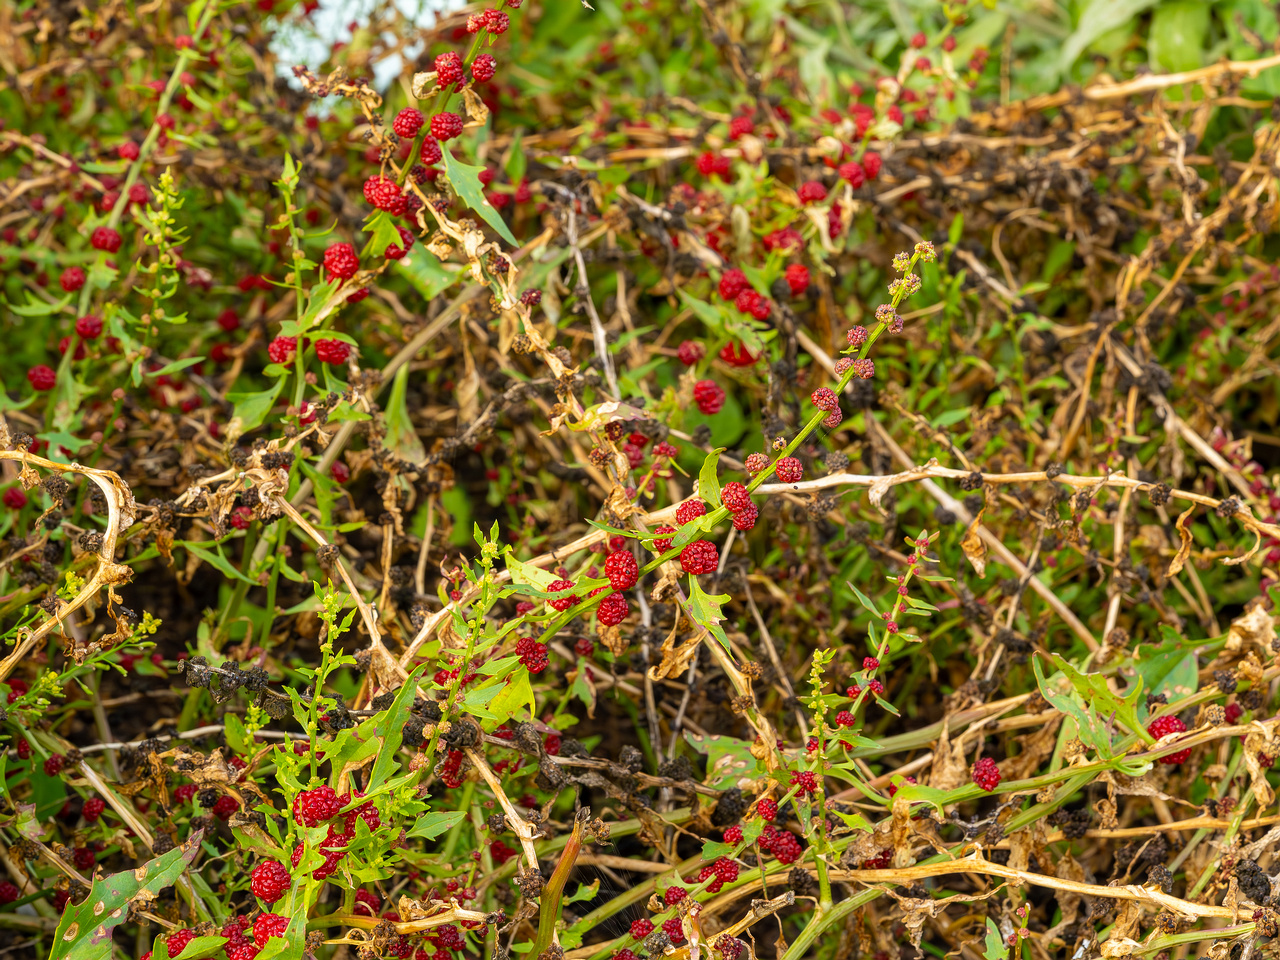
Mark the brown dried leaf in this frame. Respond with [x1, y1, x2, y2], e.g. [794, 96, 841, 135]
[1166, 504, 1195, 576]
[960, 506, 988, 578]
[926, 718, 970, 792]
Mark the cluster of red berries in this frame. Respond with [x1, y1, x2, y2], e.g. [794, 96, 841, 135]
[1147, 715, 1191, 765]
[695, 855, 740, 893]
[440, 749, 466, 789]
[250, 860, 291, 904]
[756, 797, 778, 821]
[679, 540, 718, 575]
[546, 579, 579, 611]
[720, 481, 757, 531]
[759, 824, 803, 863]
[292, 784, 342, 826]
[693, 378, 725, 415]
[970, 756, 1001, 791]
[515, 636, 549, 673]
[789, 770, 818, 796]
[717, 268, 772, 320]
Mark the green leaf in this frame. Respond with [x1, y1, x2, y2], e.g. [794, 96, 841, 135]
[948, 212, 964, 247]
[366, 665, 427, 792]
[150, 935, 227, 960]
[983, 919, 1009, 960]
[685, 732, 759, 788]
[394, 254, 460, 300]
[383, 364, 426, 465]
[362, 210, 403, 259]
[440, 144, 518, 246]
[182, 541, 257, 584]
[488, 672, 535, 726]
[677, 289, 727, 331]
[687, 578, 732, 655]
[8, 293, 71, 317]
[406, 810, 467, 840]
[1149, 0, 1209, 73]
[847, 581, 880, 618]
[698, 447, 724, 508]
[53, 833, 202, 960]
[505, 550, 559, 591]
[226, 378, 285, 434]
[147, 357, 205, 378]
[566, 879, 600, 904]
[505, 130, 527, 185]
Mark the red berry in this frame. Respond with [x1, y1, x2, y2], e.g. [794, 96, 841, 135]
[574, 637, 595, 657]
[472, 54, 497, 82]
[354, 889, 381, 916]
[662, 917, 685, 944]
[810, 387, 839, 411]
[174, 784, 197, 803]
[250, 861, 291, 904]
[15, 737, 30, 758]
[597, 592, 629, 626]
[838, 161, 865, 188]
[676, 499, 707, 525]
[774, 457, 803, 483]
[91, 227, 122, 252]
[1226, 702, 1244, 724]
[484, 8, 510, 33]
[431, 112, 464, 141]
[797, 181, 827, 204]
[862, 152, 882, 180]
[3, 487, 27, 509]
[677, 340, 705, 365]
[392, 108, 424, 138]
[756, 798, 778, 821]
[324, 242, 359, 280]
[166, 930, 196, 957]
[516, 636, 549, 673]
[731, 502, 758, 531]
[435, 51, 464, 85]
[718, 269, 749, 301]
[217, 308, 240, 331]
[315, 339, 350, 365]
[75, 315, 103, 339]
[910, 31, 927, 48]
[716, 937, 744, 960]
[728, 116, 754, 140]
[971, 756, 1001, 791]
[0, 881, 17, 904]
[213, 795, 239, 820]
[784, 263, 810, 296]
[693, 379, 725, 415]
[547, 579, 579, 611]
[73, 846, 95, 869]
[630, 918, 654, 939]
[253, 912, 289, 946]
[60, 266, 86, 292]
[267, 336, 297, 364]
[712, 856, 739, 882]
[790, 770, 818, 796]
[420, 136, 443, 165]
[605, 550, 639, 591]
[293, 785, 341, 827]
[664, 886, 687, 906]
[118, 142, 140, 161]
[652, 525, 676, 553]
[723, 825, 743, 843]
[721, 482, 751, 513]
[27, 365, 56, 391]
[864, 657, 880, 670]
[835, 710, 855, 727]
[851, 358, 875, 380]
[1147, 715, 1191, 764]
[363, 176, 402, 212]
[847, 325, 869, 348]
[680, 540, 718, 575]
[82, 797, 106, 822]
[770, 831, 802, 864]
[43, 754, 64, 776]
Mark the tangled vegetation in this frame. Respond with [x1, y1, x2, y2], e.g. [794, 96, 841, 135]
[5, 3, 1280, 960]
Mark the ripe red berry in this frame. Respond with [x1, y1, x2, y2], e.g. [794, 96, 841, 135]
[315, 339, 350, 365]
[392, 108, 424, 139]
[250, 860, 291, 905]
[680, 540, 718, 575]
[431, 112, 464, 141]
[90, 227, 122, 252]
[728, 116, 754, 140]
[293, 785, 341, 827]
[652, 525, 676, 553]
[663, 917, 685, 944]
[118, 141, 140, 161]
[547, 579, 579, 611]
[712, 856, 739, 882]
[60, 266, 86, 292]
[810, 387, 839, 411]
[716, 936, 745, 960]
[419, 137, 443, 166]
[838, 161, 865, 188]
[82, 797, 106, 822]
[731, 501, 758, 531]
[435, 51, 464, 85]
[213, 795, 239, 820]
[677, 340, 705, 365]
[676, 499, 706, 525]
[721, 482, 751, 513]
[1226, 702, 1244, 724]
[790, 770, 818, 796]
[2, 487, 25, 510]
[971, 756, 1001, 791]
[718, 269, 749, 301]
[784, 263, 810, 296]
[693, 379, 725, 415]
[217, 308, 240, 332]
[770, 831, 802, 864]
[851, 358, 875, 379]
[0, 881, 17, 904]
[15, 737, 30, 758]
[723, 824, 743, 843]
[847, 325, 869, 348]
[798, 181, 828, 204]
[166, 930, 196, 957]
[862, 152, 882, 180]
[630, 918, 654, 939]
[756, 797, 778, 821]
[324, 242, 359, 280]
[835, 710, 855, 727]
[363, 176, 403, 212]
[910, 31, 927, 48]
[1148, 715, 1191, 764]
[43, 754, 64, 776]
[75, 315, 103, 339]
[664, 886, 687, 906]
[253, 912, 289, 946]
[864, 657, 879, 670]
[484, 8, 510, 32]
[515, 636, 549, 673]
[472, 54, 497, 82]
[597, 592, 629, 626]
[605, 550, 639, 591]
[267, 336, 297, 365]
[774, 457, 803, 483]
